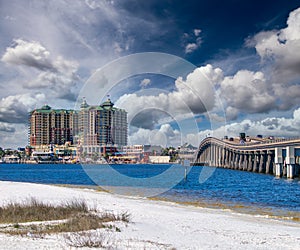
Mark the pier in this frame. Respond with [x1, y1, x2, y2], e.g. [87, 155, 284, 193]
[194, 137, 300, 178]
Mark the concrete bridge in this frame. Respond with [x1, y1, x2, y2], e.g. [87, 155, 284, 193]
[194, 137, 300, 178]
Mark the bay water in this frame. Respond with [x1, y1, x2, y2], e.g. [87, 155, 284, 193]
[0, 163, 299, 218]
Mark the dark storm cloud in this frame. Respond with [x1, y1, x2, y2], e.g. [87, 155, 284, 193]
[130, 110, 167, 130]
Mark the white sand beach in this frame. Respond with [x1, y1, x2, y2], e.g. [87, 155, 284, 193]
[0, 181, 299, 249]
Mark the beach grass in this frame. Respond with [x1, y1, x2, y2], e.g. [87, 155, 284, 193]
[0, 198, 88, 224]
[0, 198, 130, 236]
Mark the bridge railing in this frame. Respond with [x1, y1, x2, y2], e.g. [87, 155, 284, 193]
[198, 136, 300, 152]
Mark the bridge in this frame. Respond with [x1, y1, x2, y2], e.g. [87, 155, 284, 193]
[194, 137, 300, 178]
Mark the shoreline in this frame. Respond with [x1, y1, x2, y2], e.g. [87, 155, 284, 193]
[0, 180, 300, 249]
[54, 183, 300, 222]
[4, 180, 300, 223]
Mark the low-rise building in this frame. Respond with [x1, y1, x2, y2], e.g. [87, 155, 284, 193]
[149, 156, 170, 164]
[121, 145, 162, 163]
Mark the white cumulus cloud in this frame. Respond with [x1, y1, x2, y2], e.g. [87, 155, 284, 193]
[184, 28, 202, 54]
[116, 64, 223, 129]
[0, 93, 45, 124]
[140, 78, 151, 88]
[1, 39, 53, 71]
[194, 29, 201, 37]
[249, 7, 300, 79]
[220, 70, 276, 117]
[129, 124, 181, 147]
[186, 106, 300, 147]
[2, 39, 79, 101]
[185, 43, 198, 54]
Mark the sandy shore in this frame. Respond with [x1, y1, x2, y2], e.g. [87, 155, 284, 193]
[0, 181, 299, 249]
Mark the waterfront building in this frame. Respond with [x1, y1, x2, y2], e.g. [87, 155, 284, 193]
[29, 105, 77, 146]
[2, 155, 20, 163]
[121, 144, 162, 163]
[77, 98, 128, 156]
[149, 155, 170, 164]
[29, 99, 128, 158]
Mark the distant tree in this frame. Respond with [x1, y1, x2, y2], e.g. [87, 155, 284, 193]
[161, 148, 169, 156]
[92, 152, 99, 162]
[161, 147, 179, 162]
[103, 153, 109, 160]
[64, 149, 72, 156]
[82, 152, 87, 159]
[5, 149, 13, 156]
[0, 147, 4, 158]
[13, 150, 21, 159]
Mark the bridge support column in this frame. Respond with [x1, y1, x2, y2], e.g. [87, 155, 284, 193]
[286, 146, 295, 179]
[211, 145, 215, 166]
[265, 150, 273, 174]
[217, 146, 222, 167]
[221, 147, 226, 167]
[234, 152, 239, 170]
[274, 147, 283, 177]
[287, 164, 295, 179]
[247, 152, 253, 171]
[211, 144, 216, 166]
[230, 151, 234, 169]
[202, 148, 207, 163]
[223, 149, 228, 167]
[227, 149, 231, 168]
[220, 147, 225, 167]
[205, 146, 210, 165]
[238, 153, 243, 170]
[214, 145, 218, 166]
[202, 146, 207, 165]
[224, 148, 228, 168]
[259, 151, 266, 173]
[275, 164, 282, 177]
[229, 150, 234, 169]
[295, 157, 300, 177]
[209, 145, 213, 166]
[243, 152, 249, 171]
[253, 152, 259, 172]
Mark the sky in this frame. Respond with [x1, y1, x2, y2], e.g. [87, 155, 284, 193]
[1, 0, 300, 149]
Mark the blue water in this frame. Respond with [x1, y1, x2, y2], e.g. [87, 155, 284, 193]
[0, 164, 299, 215]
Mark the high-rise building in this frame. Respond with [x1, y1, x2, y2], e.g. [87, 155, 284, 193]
[78, 98, 127, 147]
[29, 100, 128, 152]
[29, 105, 77, 146]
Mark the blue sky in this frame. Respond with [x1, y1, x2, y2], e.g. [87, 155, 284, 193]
[1, 0, 300, 148]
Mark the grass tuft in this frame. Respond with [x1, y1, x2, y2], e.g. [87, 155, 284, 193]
[0, 198, 88, 224]
[64, 231, 113, 248]
[0, 198, 130, 236]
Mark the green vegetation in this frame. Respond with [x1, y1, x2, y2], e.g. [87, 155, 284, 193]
[161, 147, 179, 162]
[0, 148, 23, 160]
[0, 147, 4, 158]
